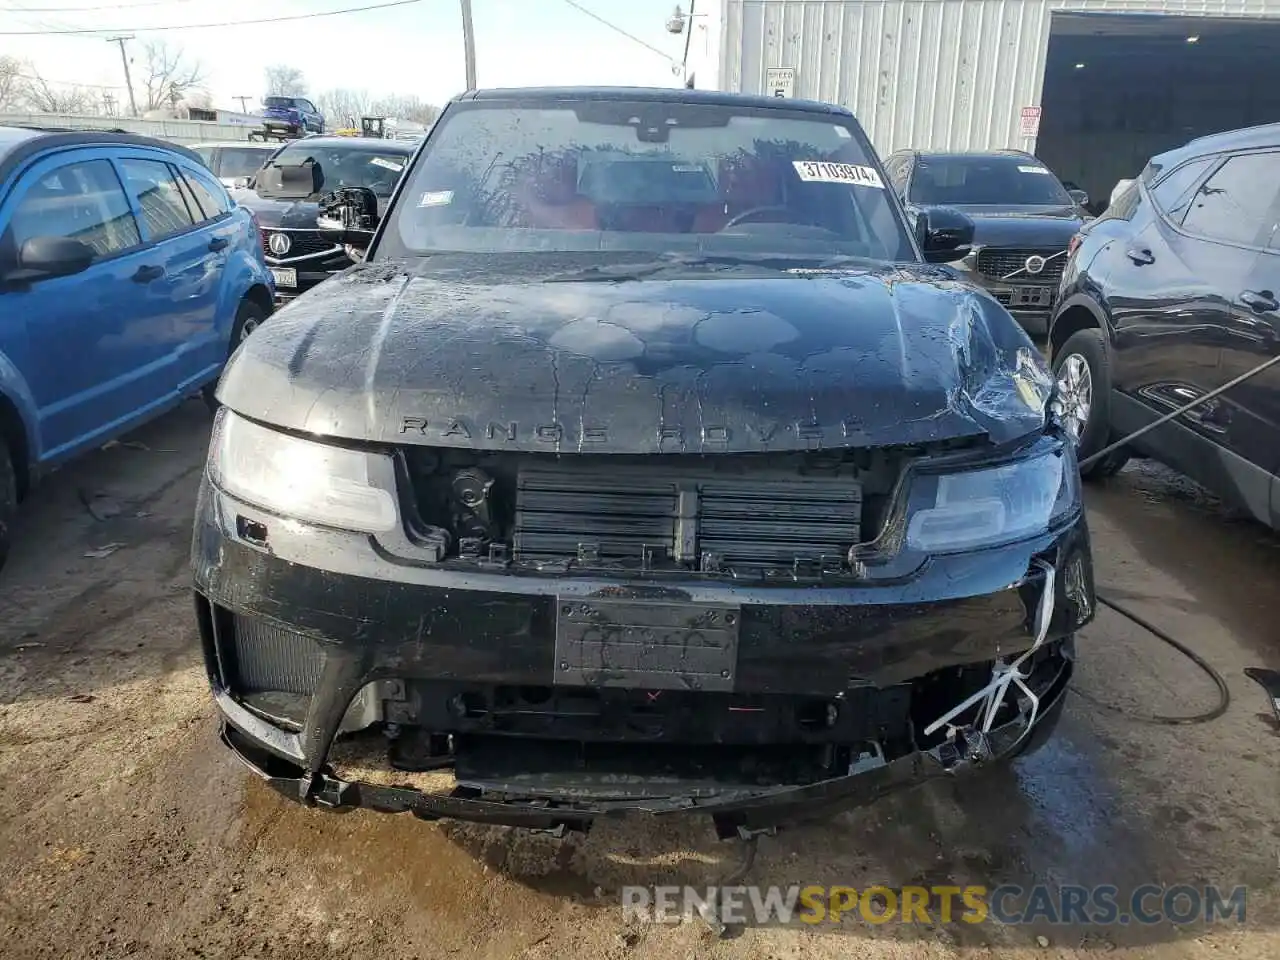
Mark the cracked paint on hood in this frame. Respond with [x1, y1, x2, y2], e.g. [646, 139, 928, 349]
[218, 254, 1052, 454]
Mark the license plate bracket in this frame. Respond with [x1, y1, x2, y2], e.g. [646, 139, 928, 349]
[270, 267, 297, 287]
[1009, 285, 1054, 308]
[554, 597, 740, 692]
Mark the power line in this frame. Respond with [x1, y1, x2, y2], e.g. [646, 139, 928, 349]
[0, 0, 200, 12]
[0, 0, 423, 34]
[559, 0, 676, 65]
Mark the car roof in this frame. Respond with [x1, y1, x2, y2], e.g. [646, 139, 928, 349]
[0, 125, 203, 186]
[906, 150, 1040, 162]
[1155, 122, 1280, 168]
[273, 135, 414, 152]
[191, 140, 277, 149]
[457, 85, 853, 117]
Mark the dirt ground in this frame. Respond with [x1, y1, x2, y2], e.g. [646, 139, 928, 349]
[0, 399, 1276, 960]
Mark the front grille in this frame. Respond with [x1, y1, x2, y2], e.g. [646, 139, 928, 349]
[261, 230, 338, 261]
[975, 248, 1066, 284]
[229, 614, 325, 695]
[513, 463, 861, 571]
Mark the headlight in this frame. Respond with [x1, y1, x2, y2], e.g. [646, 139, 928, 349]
[905, 448, 1078, 554]
[209, 409, 398, 533]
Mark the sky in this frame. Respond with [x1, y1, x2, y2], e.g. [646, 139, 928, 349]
[0, 0, 690, 113]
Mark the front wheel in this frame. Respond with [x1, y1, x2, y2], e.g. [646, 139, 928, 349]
[0, 436, 16, 574]
[1051, 329, 1130, 480]
[204, 299, 268, 411]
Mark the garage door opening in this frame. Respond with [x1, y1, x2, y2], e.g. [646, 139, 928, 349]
[1036, 13, 1280, 211]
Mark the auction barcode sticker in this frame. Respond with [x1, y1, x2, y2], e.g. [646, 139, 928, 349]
[792, 161, 883, 188]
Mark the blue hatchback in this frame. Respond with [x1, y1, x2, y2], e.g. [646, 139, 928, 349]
[0, 126, 275, 571]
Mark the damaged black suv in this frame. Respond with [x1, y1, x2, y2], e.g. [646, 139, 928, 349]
[193, 88, 1094, 837]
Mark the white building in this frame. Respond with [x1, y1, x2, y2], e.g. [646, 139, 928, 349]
[681, 0, 1280, 201]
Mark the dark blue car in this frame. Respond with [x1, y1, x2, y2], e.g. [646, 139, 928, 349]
[261, 96, 325, 137]
[0, 126, 275, 571]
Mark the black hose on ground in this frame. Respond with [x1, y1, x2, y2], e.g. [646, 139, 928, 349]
[1056, 353, 1272, 726]
[1070, 591, 1231, 725]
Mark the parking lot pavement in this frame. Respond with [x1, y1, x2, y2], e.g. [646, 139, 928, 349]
[0, 402, 1276, 960]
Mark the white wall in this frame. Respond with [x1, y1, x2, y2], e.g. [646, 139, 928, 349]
[685, 0, 728, 89]
[718, 0, 1280, 155]
[0, 113, 253, 145]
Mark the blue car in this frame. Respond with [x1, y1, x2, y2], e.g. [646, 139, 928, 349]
[0, 126, 275, 571]
[261, 96, 325, 137]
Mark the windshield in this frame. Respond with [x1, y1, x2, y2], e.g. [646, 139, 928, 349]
[264, 97, 298, 109]
[264, 142, 410, 197]
[908, 156, 1072, 206]
[383, 99, 916, 262]
[221, 146, 271, 180]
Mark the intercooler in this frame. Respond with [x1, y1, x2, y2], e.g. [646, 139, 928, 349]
[228, 614, 326, 696]
[513, 463, 862, 571]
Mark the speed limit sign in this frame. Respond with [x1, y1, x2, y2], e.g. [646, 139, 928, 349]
[765, 67, 796, 98]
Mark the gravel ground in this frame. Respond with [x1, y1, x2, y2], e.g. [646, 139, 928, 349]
[0, 400, 1276, 959]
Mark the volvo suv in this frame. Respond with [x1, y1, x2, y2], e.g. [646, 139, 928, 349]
[884, 149, 1089, 336]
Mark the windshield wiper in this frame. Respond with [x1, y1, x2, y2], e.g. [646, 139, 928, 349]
[542, 253, 878, 284]
[543, 255, 729, 283]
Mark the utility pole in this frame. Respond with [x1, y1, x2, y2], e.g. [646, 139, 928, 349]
[234, 96, 252, 113]
[105, 35, 138, 117]
[460, 0, 477, 90]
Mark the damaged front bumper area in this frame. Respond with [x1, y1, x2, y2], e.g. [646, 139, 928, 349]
[193, 462, 1093, 835]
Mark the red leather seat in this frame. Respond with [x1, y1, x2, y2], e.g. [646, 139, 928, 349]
[517, 160, 598, 230]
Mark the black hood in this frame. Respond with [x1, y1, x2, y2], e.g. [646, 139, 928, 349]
[231, 189, 392, 230]
[931, 204, 1083, 249]
[231, 189, 320, 229]
[218, 255, 1054, 454]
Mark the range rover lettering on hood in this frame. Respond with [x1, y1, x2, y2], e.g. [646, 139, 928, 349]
[218, 258, 1054, 454]
[398, 416, 855, 447]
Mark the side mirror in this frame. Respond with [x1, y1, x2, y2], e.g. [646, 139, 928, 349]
[915, 207, 975, 264]
[315, 186, 380, 245]
[255, 160, 322, 199]
[1067, 188, 1090, 208]
[6, 236, 95, 282]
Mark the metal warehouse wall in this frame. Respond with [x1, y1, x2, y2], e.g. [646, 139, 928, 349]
[722, 0, 1280, 154]
[0, 113, 253, 145]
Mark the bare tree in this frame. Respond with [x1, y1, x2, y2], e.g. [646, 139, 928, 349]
[369, 94, 439, 126]
[0, 55, 25, 112]
[316, 87, 371, 128]
[184, 88, 214, 110]
[19, 70, 99, 115]
[140, 40, 207, 111]
[264, 65, 307, 98]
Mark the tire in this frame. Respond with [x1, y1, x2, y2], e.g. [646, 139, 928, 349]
[1051, 328, 1130, 480]
[203, 299, 268, 412]
[0, 436, 16, 575]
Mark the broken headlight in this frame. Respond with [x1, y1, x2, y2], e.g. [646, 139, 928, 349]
[904, 447, 1079, 554]
[208, 409, 398, 533]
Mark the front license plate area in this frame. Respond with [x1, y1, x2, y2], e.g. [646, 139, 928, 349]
[270, 267, 297, 287]
[1009, 285, 1054, 308]
[554, 598, 739, 692]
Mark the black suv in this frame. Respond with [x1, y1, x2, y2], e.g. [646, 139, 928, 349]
[232, 136, 414, 301]
[884, 150, 1089, 335]
[194, 87, 1092, 835]
[1050, 123, 1280, 528]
